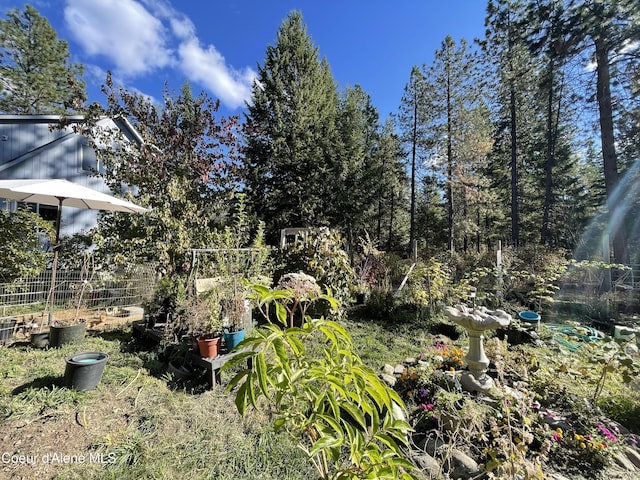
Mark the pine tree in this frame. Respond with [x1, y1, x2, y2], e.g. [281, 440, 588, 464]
[243, 11, 339, 241]
[482, 0, 540, 248]
[422, 36, 492, 253]
[375, 117, 409, 251]
[397, 66, 430, 255]
[333, 85, 381, 253]
[0, 5, 86, 114]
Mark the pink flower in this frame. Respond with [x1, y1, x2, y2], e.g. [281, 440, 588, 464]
[552, 432, 562, 443]
[597, 424, 618, 442]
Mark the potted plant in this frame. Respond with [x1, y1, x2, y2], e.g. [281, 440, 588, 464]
[44, 253, 96, 348]
[164, 341, 194, 384]
[221, 287, 249, 351]
[169, 289, 223, 358]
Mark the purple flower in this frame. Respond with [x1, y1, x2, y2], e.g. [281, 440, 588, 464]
[597, 424, 618, 442]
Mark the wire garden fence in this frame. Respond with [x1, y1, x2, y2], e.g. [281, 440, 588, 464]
[0, 263, 157, 323]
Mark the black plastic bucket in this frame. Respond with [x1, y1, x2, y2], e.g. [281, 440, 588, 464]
[49, 322, 86, 348]
[64, 352, 109, 391]
[30, 332, 49, 348]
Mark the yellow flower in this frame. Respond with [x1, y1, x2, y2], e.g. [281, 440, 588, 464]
[580, 442, 586, 449]
[524, 417, 531, 426]
[574, 434, 584, 441]
[556, 428, 563, 437]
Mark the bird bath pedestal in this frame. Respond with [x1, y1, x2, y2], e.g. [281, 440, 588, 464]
[444, 305, 512, 393]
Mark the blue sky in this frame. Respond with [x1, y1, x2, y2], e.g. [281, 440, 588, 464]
[1, 0, 488, 119]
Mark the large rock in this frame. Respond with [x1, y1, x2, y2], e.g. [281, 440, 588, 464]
[380, 373, 396, 387]
[445, 449, 480, 479]
[413, 453, 441, 479]
[393, 364, 406, 375]
[624, 446, 640, 469]
[614, 451, 638, 472]
[382, 364, 395, 376]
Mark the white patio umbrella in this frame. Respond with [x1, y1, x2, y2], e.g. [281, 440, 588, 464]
[0, 179, 150, 321]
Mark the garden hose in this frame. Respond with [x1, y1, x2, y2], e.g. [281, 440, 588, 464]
[543, 323, 604, 351]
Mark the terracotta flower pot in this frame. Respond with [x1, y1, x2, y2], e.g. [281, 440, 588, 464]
[197, 335, 221, 358]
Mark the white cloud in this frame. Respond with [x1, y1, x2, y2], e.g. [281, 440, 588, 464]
[64, 0, 174, 77]
[179, 38, 256, 110]
[63, 0, 255, 110]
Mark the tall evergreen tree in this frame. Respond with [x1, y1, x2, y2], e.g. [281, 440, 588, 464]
[333, 85, 381, 253]
[397, 66, 430, 255]
[0, 5, 86, 114]
[482, 0, 539, 248]
[562, 0, 639, 263]
[423, 36, 490, 253]
[243, 11, 339, 241]
[375, 117, 409, 251]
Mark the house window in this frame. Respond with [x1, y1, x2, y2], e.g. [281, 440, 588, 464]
[81, 143, 103, 173]
[38, 204, 58, 223]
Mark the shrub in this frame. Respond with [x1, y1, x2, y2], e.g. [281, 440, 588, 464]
[274, 228, 355, 313]
[224, 284, 418, 480]
[0, 206, 54, 281]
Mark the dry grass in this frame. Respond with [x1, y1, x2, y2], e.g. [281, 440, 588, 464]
[0, 327, 315, 480]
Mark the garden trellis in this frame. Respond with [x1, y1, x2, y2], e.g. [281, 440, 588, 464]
[189, 247, 271, 294]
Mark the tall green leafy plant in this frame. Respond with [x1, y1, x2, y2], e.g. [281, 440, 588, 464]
[224, 284, 417, 480]
[85, 75, 241, 276]
[0, 207, 54, 281]
[274, 228, 356, 313]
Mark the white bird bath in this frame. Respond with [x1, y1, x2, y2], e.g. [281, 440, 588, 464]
[444, 304, 512, 393]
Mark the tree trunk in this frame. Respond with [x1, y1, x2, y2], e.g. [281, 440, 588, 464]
[410, 103, 417, 255]
[388, 189, 395, 252]
[541, 58, 556, 246]
[446, 69, 454, 253]
[510, 84, 520, 248]
[595, 36, 627, 264]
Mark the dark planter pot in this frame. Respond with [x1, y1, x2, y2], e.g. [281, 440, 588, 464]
[167, 361, 193, 382]
[495, 328, 536, 346]
[0, 319, 16, 343]
[30, 332, 49, 348]
[64, 352, 109, 391]
[49, 321, 86, 348]
[355, 293, 367, 305]
[223, 330, 245, 351]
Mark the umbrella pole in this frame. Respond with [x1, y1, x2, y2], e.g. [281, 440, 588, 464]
[48, 198, 63, 325]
